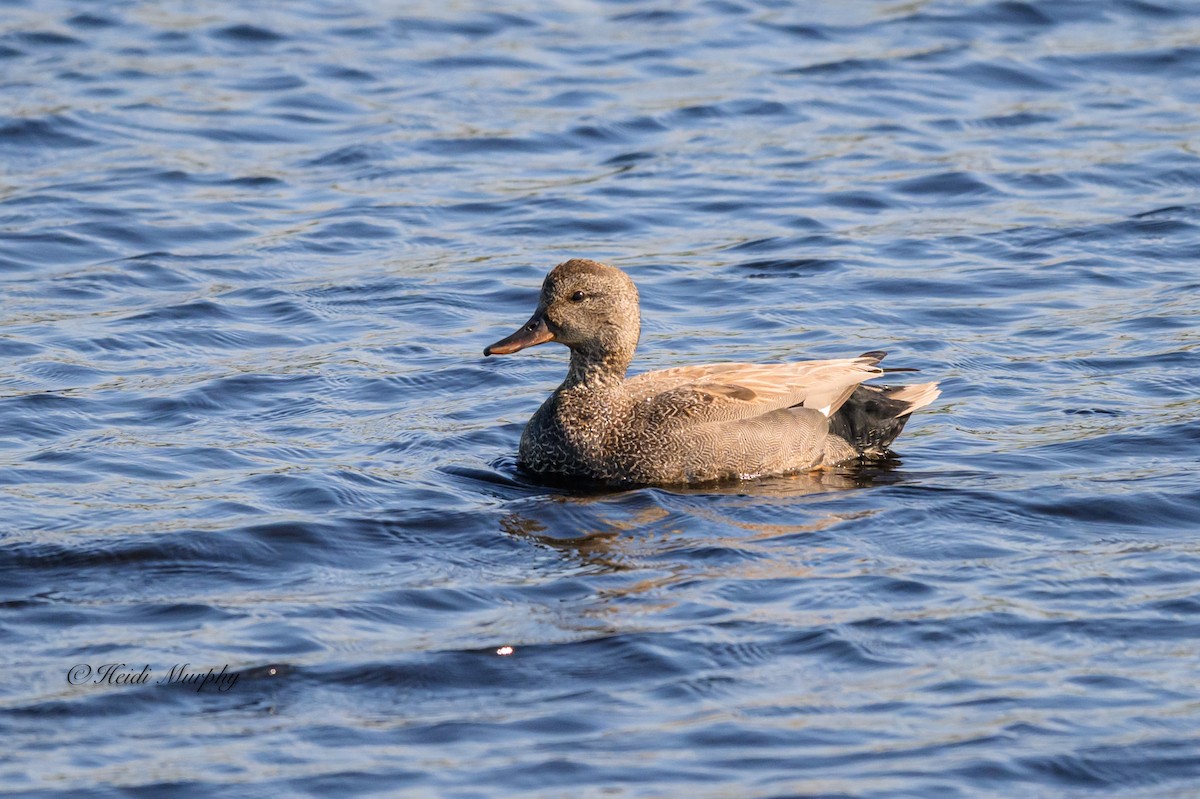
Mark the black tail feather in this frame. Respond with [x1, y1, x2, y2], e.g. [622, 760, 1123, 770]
[829, 384, 919, 458]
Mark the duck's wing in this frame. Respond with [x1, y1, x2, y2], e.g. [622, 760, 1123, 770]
[623, 354, 885, 423]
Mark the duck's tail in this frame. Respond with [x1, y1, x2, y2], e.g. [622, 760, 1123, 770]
[827, 352, 940, 459]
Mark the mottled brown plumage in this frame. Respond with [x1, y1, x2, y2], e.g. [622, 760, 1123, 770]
[485, 259, 940, 486]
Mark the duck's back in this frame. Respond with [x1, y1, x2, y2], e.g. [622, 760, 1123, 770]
[518, 355, 896, 485]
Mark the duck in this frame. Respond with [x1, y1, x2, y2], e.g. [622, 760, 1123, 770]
[484, 258, 940, 486]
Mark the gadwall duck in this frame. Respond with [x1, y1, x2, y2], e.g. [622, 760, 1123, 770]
[485, 259, 940, 486]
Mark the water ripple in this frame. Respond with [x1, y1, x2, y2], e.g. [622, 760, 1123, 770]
[2, 0, 1199, 796]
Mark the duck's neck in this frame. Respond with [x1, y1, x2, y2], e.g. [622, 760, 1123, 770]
[562, 345, 633, 392]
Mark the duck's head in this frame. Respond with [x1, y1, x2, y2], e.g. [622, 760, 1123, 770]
[484, 259, 640, 365]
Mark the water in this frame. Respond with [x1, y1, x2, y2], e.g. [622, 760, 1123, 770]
[2, 0, 1199, 795]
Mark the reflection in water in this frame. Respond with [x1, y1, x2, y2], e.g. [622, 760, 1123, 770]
[498, 464, 896, 624]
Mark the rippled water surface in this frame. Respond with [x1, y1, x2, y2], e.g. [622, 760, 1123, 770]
[3, 0, 1200, 796]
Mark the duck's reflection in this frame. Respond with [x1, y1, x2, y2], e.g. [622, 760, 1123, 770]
[500, 462, 901, 584]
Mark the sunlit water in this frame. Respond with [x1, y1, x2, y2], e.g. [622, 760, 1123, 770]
[2, 0, 1199, 796]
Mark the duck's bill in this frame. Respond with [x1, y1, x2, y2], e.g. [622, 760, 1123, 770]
[483, 315, 554, 356]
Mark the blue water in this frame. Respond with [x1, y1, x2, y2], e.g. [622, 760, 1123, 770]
[2, 0, 1199, 796]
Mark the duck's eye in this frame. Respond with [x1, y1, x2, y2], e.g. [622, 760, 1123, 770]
[570, 290, 586, 302]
